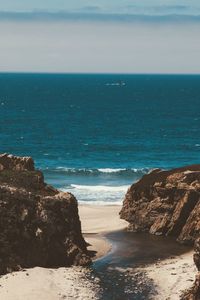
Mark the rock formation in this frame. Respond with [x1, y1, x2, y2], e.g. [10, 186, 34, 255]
[120, 165, 200, 299]
[0, 154, 90, 275]
[120, 165, 200, 244]
[181, 238, 200, 300]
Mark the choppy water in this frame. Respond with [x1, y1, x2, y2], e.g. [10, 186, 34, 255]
[1, 73, 200, 204]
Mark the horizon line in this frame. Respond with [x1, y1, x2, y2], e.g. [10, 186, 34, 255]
[1, 71, 200, 76]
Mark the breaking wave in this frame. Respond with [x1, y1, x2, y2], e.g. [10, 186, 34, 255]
[44, 167, 151, 205]
[62, 184, 129, 205]
[48, 167, 150, 177]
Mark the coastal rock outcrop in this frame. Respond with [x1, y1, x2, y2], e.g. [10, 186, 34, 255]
[0, 154, 90, 275]
[120, 165, 200, 244]
[120, 165, 200, 299]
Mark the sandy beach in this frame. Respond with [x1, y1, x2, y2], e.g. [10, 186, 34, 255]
[0, 205, 126, 300]
[139, 251, 196, 300]
[79, 205, 128, 259]
[0, 267, 101, 300]
[0, 205, 197, 300]
[79, 205, 127, 234]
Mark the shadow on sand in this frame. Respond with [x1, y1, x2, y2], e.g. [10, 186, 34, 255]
[87, 230, 191, 300]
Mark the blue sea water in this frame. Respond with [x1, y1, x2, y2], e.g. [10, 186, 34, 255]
[0, 73, 200, 204]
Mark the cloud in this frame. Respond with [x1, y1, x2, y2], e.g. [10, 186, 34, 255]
[148, 5, 192, 14]
[0, 10, 200, 24]
[126, 4, 190, 12]
[119, 4, 198, 17]
[159, 5, 190, 11]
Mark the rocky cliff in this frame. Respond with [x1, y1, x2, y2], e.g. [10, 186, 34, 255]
[120, 165, 200, 299]
[0, 154, 90, 275]
[120, 165, 200, 244]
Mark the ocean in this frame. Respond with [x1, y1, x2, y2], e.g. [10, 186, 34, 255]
[0, 73, 200, 204]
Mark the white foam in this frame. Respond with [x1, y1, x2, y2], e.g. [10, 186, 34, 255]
[61, 184, 129, 205]
[53, 167, 149, 175]
[70, 184, 129, 192]
[78, 200, 122, 206]
[55, 167, 94, 173]
[97, 168, 126, 173]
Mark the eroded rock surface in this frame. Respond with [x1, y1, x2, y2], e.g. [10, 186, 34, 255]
[120, 165, 200, 244]
[0, 154, 90, 275]
[120, 165, 200, 299]
[0, 153, 34, 171]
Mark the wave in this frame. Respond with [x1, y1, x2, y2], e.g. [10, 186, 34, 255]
[97, 168, 126, 173]
[70, 184, 129, 192]
[44, 167, 150, 206]
[46, 167, 150, 177]
[62, 184, 129, 206]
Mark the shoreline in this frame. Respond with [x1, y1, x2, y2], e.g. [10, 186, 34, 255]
[79, 205, 196, 299]
[79, 204, 127, 260]
[0, 204, 196, 300]
[79, 204, 127, 234]
[0, 205, 126, 300]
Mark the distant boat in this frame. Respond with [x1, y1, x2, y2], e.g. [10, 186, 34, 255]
[106, 80, 126, 87]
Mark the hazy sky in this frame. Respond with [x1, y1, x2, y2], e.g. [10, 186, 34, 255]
[0, 1, 200, 73]
[1, 0, 200, 15]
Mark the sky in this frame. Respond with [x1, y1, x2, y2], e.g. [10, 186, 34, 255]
[1, 0, 200, 15]
[0, 1, 200, 73]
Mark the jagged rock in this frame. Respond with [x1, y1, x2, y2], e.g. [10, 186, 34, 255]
[120, 165, 200, 244]
[120, 165, 200, 299]
[0, 153, 34, 171]
[0, 154, 91, 275]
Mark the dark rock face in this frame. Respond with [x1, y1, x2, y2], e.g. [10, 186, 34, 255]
[120, 165, 200, 299]
[0, 154, 90, 275]
[181, 238, 200, 300]
[120, 165, 200, 244]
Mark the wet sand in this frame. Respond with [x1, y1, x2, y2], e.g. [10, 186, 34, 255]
[91, 231, 195, 299]
[0, 205, 196, 300]
[79, 205, 127, 234]
[79, 204, 127, 259]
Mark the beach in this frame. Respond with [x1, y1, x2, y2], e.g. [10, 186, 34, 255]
[79, 205, 128, 259]
[0, 205, 196, 300]
[0, 205, 126, 300]
[139, 251, 196, 300]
